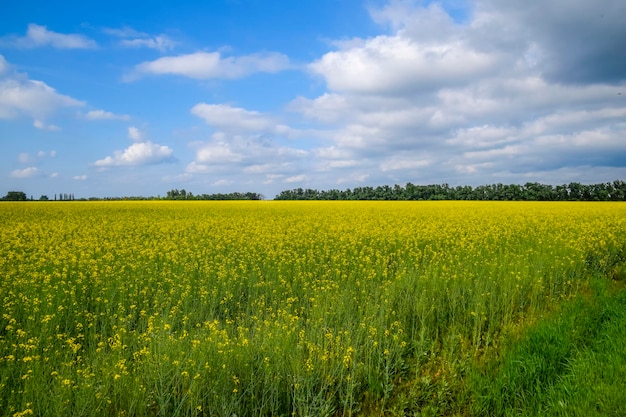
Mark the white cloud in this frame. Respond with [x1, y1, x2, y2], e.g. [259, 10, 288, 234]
[103, 26, 145, 38]
[127, 126, 144, 142]
[11, 167, 41, 178]
[337, 172, 370, 185]
[85, 110, 130, 121]
[73, 175, 88, 180]
[0, 56, 84, 121]
[191, 103, 275, 132]
[2, 23, 96, 49]
[121, 35, 177, 52]
[3, 2, 624, 198]
[310, 28, 497, 95]
[285, 174, 309, 183]
[196, 142, 243, 164]
[380, 157, 431, 172]
[0, 77, 84, 118]
[183, 128, 310, 191]
[41, 150, 56, 158]
[131, 51, 290, 80]
[33, 119, 60, 130]
[94, 141, 174, 167]
[288, 94, 351, 124]
[18, 153, 32, 163]
[17, 150, 56, 164]
[104, 26, 177, 52]
[212, 179, 234, 187]
[185, 161, 212, 174]
[283, 0, 626, 193]
[0, 55, 8, 75]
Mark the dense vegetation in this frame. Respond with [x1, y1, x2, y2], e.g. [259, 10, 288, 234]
[165, 189, 263, 200]
[1, 190, 263, 202]
[275, 180, 626, 201]
[1, 201, 625, 416]
[1, 191, 27, 201]
[4, 180, 626, 202]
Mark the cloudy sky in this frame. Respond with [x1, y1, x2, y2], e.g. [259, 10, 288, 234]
[1, 0, 625, 199]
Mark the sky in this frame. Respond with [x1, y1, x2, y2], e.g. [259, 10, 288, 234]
[1, 0, 625, 199]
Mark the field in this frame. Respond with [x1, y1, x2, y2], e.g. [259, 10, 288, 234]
[1, 201, 625, 416]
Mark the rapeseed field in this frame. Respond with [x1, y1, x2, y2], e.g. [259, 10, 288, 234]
[1, 201, 625, 416]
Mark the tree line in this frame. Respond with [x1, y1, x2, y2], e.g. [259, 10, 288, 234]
[165, 189, 264, 200]
[274, 180, 626, 201]
[1, 189, 263, 201]
[4, 180, 626, 202]
[1, 192, 77, 201]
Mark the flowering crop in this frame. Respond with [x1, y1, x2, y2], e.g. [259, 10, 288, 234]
[1, 201, 625, 416]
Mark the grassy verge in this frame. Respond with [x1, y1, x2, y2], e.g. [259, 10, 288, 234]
[465, 270, 626, 417]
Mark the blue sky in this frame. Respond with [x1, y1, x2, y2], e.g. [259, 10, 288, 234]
[1, 0, 625, 199]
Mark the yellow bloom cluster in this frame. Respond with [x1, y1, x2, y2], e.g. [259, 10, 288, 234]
[0, 201, 624, 415]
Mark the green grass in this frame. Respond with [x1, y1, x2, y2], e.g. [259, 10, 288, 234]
[466, 275, 626, 417]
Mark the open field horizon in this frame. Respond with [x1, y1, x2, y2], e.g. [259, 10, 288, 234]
[2, 201, 625, 416]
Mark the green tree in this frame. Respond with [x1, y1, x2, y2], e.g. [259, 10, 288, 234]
[3, 191, 27, 201]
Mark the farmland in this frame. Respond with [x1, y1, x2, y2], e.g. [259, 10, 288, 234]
[1, 201, 625, 416]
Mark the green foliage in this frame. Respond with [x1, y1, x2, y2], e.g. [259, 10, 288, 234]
[466, 278, 626, 417]
[275, 180, 626, 201]
[165, 189, 263, 200]
[2, 191, 27, 201]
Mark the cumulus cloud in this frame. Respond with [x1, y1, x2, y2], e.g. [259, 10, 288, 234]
[473, 0, 626, 84]
[94, 141, 174, 167]
[191, 103, 283, 133]
[1, 23, 97, 49]
[85, 109, 130, 121]
[130, 51, 290, 80]
[310, 35, 497, 95]
[0, 55, 84, 121]
[11, 167, 42, 178]
[0, 76, 84, 119]
[285, 174, 309, 183]
[181, 100, 323, 191]
[287, 0, 626, 190]
[127, 126, 145, 142]
[184, 128, 309, 190]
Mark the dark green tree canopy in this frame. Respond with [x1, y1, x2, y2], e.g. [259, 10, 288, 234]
[274, 180, 626, 201]
[2, 191, 27, 201]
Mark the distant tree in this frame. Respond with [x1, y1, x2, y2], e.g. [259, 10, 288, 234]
[612, 180, 626, 200]
[568, 182, 583, 201]
[39, 195, 49, 201]
[3, 191, 27, 201]
[166, 189, 263, 201]
[272, 179, 625, 201]
[166, 189, 180, 199]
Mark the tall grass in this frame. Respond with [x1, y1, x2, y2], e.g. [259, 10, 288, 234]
[1, 201, 625, 416]
[467, 276, 626, 417]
